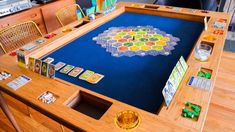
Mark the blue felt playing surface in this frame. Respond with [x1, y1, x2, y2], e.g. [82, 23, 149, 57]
[43, 12, 204, 113]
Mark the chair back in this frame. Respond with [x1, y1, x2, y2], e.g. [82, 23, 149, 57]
[56, 4, 86, 27]
[0, 21, 42, 53]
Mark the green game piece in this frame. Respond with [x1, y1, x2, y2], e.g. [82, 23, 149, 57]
[198, 71, 205, 77]
[182, 108, 188, 113]
[193, 112, 199, 117]
[194, 108, 200, 113]
[205, 72, 211, 79]
[187, 112, 194, 118]
[186, 102, 191, 106]
[191, 105, 197, 110]
[183, 113, 187, 117]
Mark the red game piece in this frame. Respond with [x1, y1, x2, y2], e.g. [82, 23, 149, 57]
[9, 52, 16, 56]
[45, 33, 57, 39]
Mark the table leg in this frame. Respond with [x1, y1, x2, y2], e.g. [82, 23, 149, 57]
[0, 92, 21, 132]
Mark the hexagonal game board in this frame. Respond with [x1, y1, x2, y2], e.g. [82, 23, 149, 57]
[93, 26, 180, 57]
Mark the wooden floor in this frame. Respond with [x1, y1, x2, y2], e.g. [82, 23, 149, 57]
[203, 51, 235, 132]
[0, 51, 235, 132]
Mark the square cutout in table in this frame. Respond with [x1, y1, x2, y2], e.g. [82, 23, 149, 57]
[66, 91, 112, 120]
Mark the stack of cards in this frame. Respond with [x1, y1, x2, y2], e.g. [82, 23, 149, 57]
[16, 50, 26, 68]
[43, 57, 54, 64]
[28, 57, 55, 79]
[79, 70, 94, 80]
[162, 56, 188, 107]
[55, 62, 66, 71]
[7, 75, 31, 90]
[188, 76, 212, 91]
[79, 70, 104, 84]
[68, 67, 84, 77]
[60, 65, 74, 74]
[0, 71, 11, 81]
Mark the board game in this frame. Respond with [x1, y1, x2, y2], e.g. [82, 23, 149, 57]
[93, 26, 180, 57]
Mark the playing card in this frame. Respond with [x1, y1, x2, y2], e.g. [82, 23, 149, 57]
[28, 57, 35, 71]
[176, 61, 185, 77]
[43, 57, 54, 64]
[41, 62, 48, 77]
[79, 70, 94, 80]
[7, 75, 31, 90]
[68, 67, 84, 77]
[87, 73, 104, 84]
[54, 62, 66, 71]
[179, 56, 188, 71]
[21, 43, 37, 51]
[16, 50, 26, 68]
[47, 64, 55, 78]
[162, 88, 173, 107]
[60, 65, 74, 74]
[34, 59, 42, 74]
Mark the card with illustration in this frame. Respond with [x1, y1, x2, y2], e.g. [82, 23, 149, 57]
[87, 73, 104, 84]
[68, 67, 84, 77]
[162, 88, 173, 107]
[34, 59, 42, 74]
[179, 56, 188, 71]
[47, 64, 55, 78]
[43, 57, 54, 64]
[54, 62, 66, 71]
[16, 50, 26, 68]
[79, 70, 95, 80]
[41, 62, 48, 77]
[28, 57, 35, 71]
[60, 65, 74, 74]
[176, 61, 185, 77]
[172, 67, 181, 87]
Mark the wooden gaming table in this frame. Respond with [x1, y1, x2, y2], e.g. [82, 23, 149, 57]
[0, 2, 231, 131]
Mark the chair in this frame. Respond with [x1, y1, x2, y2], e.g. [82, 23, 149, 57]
[0, 21, 43, 54]
[56, 4, 86, 27]
[76, 0, 98, 15]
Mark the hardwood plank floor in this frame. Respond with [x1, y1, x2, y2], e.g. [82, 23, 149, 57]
[203, 51, 235, 132]
[0, 51, 234, 131]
